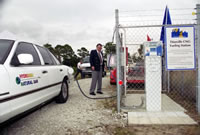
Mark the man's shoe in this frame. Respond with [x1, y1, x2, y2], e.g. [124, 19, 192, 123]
[90, 92, 96, 96]
[97, 91, 103, 94]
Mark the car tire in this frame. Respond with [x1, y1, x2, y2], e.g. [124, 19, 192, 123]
[55, 79, 69, 103]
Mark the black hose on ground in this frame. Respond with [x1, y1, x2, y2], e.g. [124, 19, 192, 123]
[75, 78, 117, 99]
[75, 77, 145, 109]
[74, 51, 117, 100]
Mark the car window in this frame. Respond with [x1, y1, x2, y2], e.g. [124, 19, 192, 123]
[11, 42, 41, 66]
[0, 39, 14, 64]
[37, 46, 55, 65]
[83, 57, 90, 63]
[48, 51, 60, 65]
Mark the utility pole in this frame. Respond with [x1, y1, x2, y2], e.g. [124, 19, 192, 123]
[115, 9, 121, 113]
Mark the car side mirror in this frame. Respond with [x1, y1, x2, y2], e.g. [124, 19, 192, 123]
[17, 54, 33, 65]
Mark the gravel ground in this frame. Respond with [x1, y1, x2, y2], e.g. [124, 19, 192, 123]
[0, 76, 127, 135]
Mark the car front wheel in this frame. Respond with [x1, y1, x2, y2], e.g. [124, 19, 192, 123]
[55, 79, 69, 103]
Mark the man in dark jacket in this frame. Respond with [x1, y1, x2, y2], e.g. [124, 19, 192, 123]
[89, 43, 105, 95]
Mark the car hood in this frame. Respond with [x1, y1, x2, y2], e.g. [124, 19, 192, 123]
[81, 63, 90, 67]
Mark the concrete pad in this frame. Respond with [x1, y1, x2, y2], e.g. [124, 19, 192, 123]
[149, 117, 162, 124]
[124, 94, 197, 125]
[128, 111, 197, 125]
[122, 94, 185, 112]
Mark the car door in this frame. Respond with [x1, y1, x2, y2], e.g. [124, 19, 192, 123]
[0, 65, 12, 123]
[0, 39, 14, 123]
[5, 42, 51, 117]
[36, 46, 63, 96]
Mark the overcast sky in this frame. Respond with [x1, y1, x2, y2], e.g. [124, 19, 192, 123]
[0, 0, 198, 52]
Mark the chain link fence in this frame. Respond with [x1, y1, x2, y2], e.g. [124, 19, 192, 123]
[115, 7, 198, 113]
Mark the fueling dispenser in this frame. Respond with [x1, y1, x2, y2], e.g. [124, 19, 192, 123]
[144, 41, 163, 111]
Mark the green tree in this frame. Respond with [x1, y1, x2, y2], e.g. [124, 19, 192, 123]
[61, 44, 78, 67]
[44, 43, 79, 68]
[103, 42, 116, 57]
[77, 47, 89, 58]
[54, 45, 64, 62]
[131, 45, 144, 63]
[137, 44, 144, 59]
[62, 44, 76, 59]
[43, 43, 56, 55]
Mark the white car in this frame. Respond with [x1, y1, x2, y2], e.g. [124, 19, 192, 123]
[81, 56, 92, 78]
[0, 39, 74, 124]
[81, 56, 106, 78]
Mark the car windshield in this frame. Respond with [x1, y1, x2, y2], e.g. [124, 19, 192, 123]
[0, 39, 14, 64]
[83, 57, 90, 63]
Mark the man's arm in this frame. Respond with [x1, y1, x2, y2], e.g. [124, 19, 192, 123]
[78, 62, 82, 69]
[90, 50, 95, 70]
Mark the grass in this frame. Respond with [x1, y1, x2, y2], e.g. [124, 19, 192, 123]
[98, 81, 118, 112]
[74, 73, 82, 80]
[100, 98, 117, 113]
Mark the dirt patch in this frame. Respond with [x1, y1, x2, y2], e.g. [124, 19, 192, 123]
[105, 125, 200, 135]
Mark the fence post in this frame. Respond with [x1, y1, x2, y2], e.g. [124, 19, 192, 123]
[196, 4, 200, 114]
[115, 9, 121, 113]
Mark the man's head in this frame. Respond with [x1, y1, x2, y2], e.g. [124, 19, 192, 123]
[96, 43, 102, 52]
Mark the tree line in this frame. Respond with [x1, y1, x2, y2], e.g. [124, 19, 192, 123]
[43, 42, 116, 68]
[43, 42, 143, 68]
